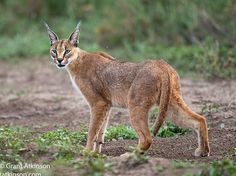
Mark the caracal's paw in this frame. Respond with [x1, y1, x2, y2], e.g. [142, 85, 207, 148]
[194, 148, 210, 157]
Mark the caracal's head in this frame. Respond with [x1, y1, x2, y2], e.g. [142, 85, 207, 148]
[44, 22, 80, 68]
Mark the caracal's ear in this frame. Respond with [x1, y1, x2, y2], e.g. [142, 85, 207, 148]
[44, 22, 59, 45]
[68, 21, 81, 47]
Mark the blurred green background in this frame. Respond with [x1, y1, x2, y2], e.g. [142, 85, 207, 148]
[0, 0, 236, 78]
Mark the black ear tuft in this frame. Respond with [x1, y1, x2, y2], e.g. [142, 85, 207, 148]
[44, 22, 59, 45]
[68, 21, 81, 47]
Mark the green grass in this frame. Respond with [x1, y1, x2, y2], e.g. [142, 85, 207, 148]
[106, 121, 191, 140]
[201, 102, 220, 114]
[184, 159, 236, 176]
[157, 121, 191, 137]
[0, 126, 32, 151]
[0, 126, 32, 163]
[105, 124, 137, 141]
[0, 125, 235, 175]
[36, 128, 87, 160]
[149, 106, 191, 137]
[199, 159, 236, 176]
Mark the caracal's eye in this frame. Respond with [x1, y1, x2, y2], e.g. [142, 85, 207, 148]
[64, 49, 71, 55]
[52, 49, 57, 54]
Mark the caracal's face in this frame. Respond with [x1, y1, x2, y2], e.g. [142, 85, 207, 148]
[50, 40, 76, 68]
[45, 22, 80, 69]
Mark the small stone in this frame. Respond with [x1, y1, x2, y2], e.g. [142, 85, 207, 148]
[112, 138, 117, 142]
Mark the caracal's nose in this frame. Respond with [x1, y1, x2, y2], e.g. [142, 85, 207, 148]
[57, 58, 63, 64]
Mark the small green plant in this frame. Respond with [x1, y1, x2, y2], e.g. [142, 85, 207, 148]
[198, 159, 236, 176]
[0, 126, 32, 163]
[201, 102, 220, 115]
[0, 126, 32, 151]
[157, 121, 191, 137]
[149, 106, 191, 137]
[105, 124, 137, 141]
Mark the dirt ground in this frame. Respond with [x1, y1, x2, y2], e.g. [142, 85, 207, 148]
[0, 57, 235, 175]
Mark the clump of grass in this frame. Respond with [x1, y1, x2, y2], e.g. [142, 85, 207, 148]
[105, 124, 137, 141]
[105, 121, 190, 141]
[149, 107, 191, 137]
[198, 159, 236, 176]
[0, 126, 32, 163]
[36, 128, 87, 160]
[201, 102, 220, 115]
[0, 126, 32, 151]
[37, 128, 87, 148]
[157, 121, 191, 137]
[183, 159, 236, 176]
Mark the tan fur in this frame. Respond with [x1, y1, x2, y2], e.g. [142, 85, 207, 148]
[46, 26, 210, 157]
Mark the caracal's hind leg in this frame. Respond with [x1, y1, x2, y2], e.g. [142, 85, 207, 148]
[86, 101, 111, 152]
[129, 106, 153, 152]
[169, 96, 210, 157]
[127, 71, 158, 153]
[94, 113, 110, 153]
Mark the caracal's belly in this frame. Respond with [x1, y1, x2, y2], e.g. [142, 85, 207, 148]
[110, 90, 128, 108]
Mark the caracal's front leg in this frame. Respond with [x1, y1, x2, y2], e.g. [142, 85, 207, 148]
[86, 100, 110, 152]
[94, 114, 110, 153]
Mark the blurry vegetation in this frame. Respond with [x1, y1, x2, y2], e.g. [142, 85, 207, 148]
[198, 159, 236, 176]
[0, 0, 236, 78]
[172, 159, 236, 176]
